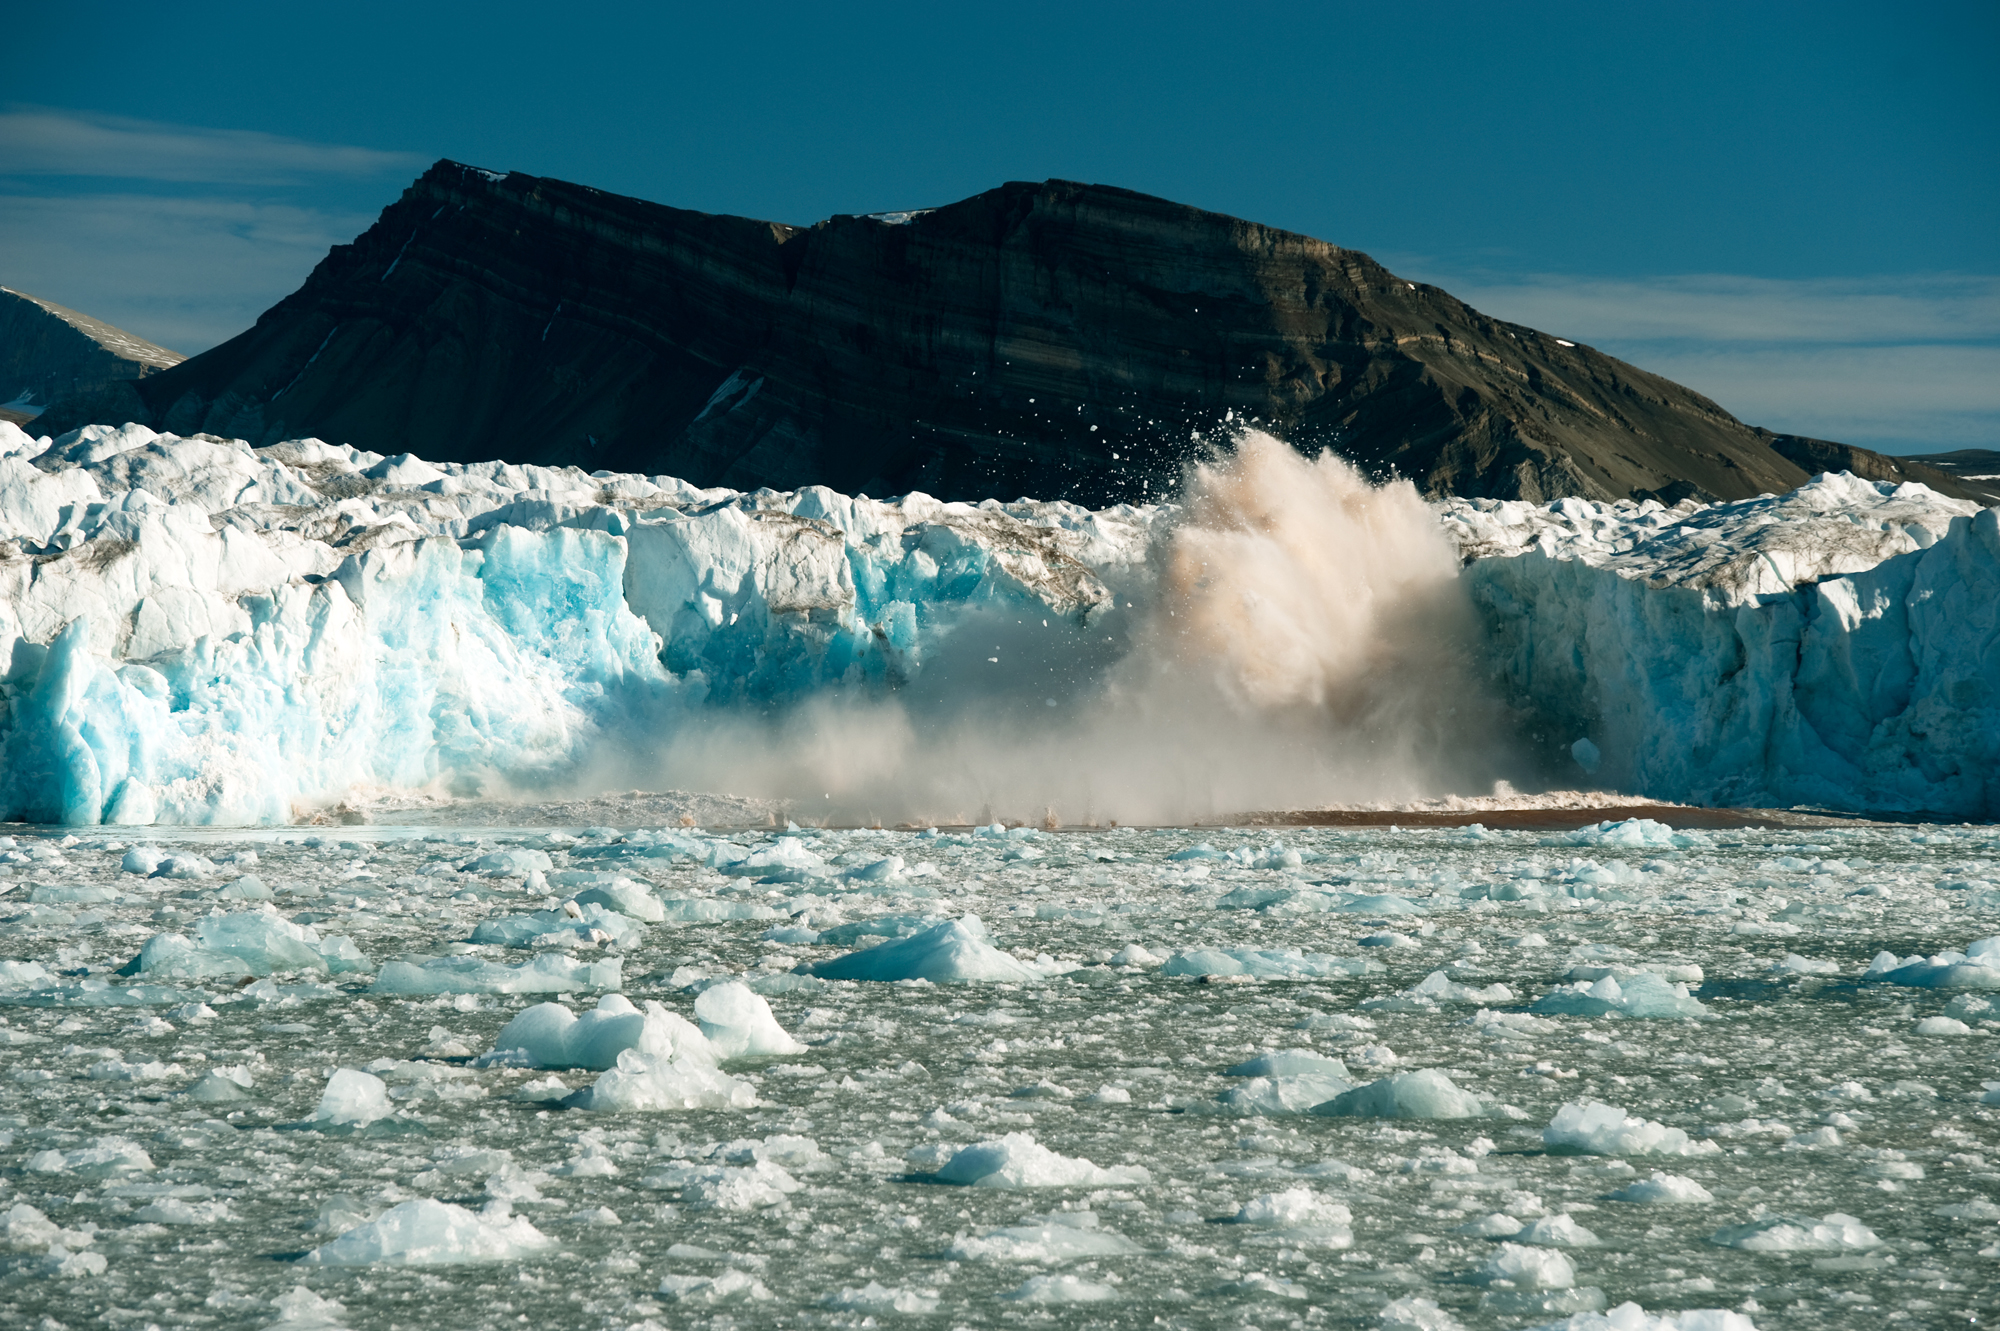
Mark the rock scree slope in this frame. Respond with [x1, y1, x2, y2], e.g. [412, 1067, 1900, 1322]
[33, 161, 1962, 506]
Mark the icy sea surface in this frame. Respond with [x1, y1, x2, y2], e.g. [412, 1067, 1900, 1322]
[1, 816, 1997, 1329]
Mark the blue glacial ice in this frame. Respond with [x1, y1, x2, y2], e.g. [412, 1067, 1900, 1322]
[0, 417, 1995, 821]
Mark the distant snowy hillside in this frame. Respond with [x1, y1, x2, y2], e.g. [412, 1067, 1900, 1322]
[0, 421, 1992, 823]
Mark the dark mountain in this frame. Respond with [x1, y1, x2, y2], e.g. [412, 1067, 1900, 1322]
[30, 162, 1967, 506]
[1897, 448, 2000, 504]
[1, 287, 183, 427]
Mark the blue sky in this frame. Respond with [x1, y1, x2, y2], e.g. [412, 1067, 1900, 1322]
[4, 1, 1994, 453]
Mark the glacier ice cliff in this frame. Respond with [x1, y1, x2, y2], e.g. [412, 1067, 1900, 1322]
[1442, 477, 1997, 815]
[0, 418, 1993, 823]
[0, 420, 1154, 824]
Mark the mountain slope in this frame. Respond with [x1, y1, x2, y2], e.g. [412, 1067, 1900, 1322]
[28, 164, 1862, 504]
[1, 287, 183, 425]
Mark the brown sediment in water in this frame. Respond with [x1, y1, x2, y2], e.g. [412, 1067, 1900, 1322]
[1230, 805, 1892, 831]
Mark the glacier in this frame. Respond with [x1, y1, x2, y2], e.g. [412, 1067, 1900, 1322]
[0, 418, 1993, 824]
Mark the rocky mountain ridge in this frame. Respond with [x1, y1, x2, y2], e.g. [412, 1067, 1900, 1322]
[30, 163, 1981, 506]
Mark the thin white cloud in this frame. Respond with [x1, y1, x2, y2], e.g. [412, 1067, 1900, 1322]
[1384, 266, 2000, 451]
[0, 193, 378, 352]
[0, 106, 424, 184]
[1629, 344, 2000, 449]
[1433, 271, 2000, 346]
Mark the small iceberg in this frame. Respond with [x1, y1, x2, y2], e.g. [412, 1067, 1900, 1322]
[1311, 1069, 1488, 1120]
[303, 1198, 551, 1265]
[928, 1133, 1150, 1188]
[806, 916, 1048, 983]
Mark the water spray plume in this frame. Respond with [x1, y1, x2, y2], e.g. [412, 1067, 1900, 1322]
[632, 431, 1521, 824]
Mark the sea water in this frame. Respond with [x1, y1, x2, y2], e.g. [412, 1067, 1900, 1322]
[0, 815, 1995, 1328]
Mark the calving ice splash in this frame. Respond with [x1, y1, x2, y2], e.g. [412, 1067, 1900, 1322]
[0, 419, 1995, 824]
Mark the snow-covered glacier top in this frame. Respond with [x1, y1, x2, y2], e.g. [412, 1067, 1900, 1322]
[0, 419, 1992, 823]
[1439, 476, 1980, 605]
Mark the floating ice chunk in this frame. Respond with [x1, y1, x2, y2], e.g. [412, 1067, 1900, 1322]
[1313, 1069, 1488, 1120]
[568, 1046, 757, 1113]
[1226, 1049, 1351, 1080]
[721, 837, 829, 883]
[932, 1132, 1150, 1188]
[1221, 1067, 1356, 1114]
[1944, 993, 1995, 1020]
[1934, 1197, 2000, 1220]
[1915, 1015, 1972, 1036]
[216, 875, 274, 900]
[811, 914, 943, 945]
[1864, 936, 2000, 988]
[807, 915, 1045, 983]
[1605, 1171, 1715, 1204]
[121, 846, 165, 875]
[1339, 893, 1426, 914]
[570, 879, 664, 922]
[1231, 1187, 1353, 1245]
[944, 1211, 1142, 1263]
[24, 1136, 153, 1178]
[132, 910, 365, 979]
[1544, 1102, 1719, 1157]
[460, 848, 553, 877]
[262, 1284, 354, 1331]
[134, 1197, 237, 1225]
[370, 953, 620, 995]
[1363, 970, 1513, 1011]
[87, 1056, 177, 1081]
[694, 981, 807, 1058]
[1108, 943, 1164, 967]
[42, 1246, 108, 1279]
[185, 1066, 255, 1103]
[1768, 953, 1839, 976]
[823, 1281, 940, 1312]
[1380, 1296, 1468, 1331]
[469, 900, 643, 949]
[30, 882, 119, 904]
[1162, 947, 1378, 980]
[303, 1198, 551, 1265]
[1709, 1212, 1880, 1252]
[0, 959, 55, 988]
[129, 933, 252, 980]
[480, 994, 711, 1071]
[310, 1069, 394, 1126]
[653, 893, 784, 923]
[657, 1269, 773, 1303]
[645, 1158, 801, 1210]
[1168, 842, 1222, 861]
[1526, 1306, 1759, 1331]
[1541, 819, 1703, 850]
[1471, 1009, 1560, 1040]
[1474, 1242, 1575, 1289]
[1514, 1214, 1600, 1246]
[1002, 1274, 1118, 1302]
[1531, 971, 1707, 1019]
[1, 1203, 95, 1252]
